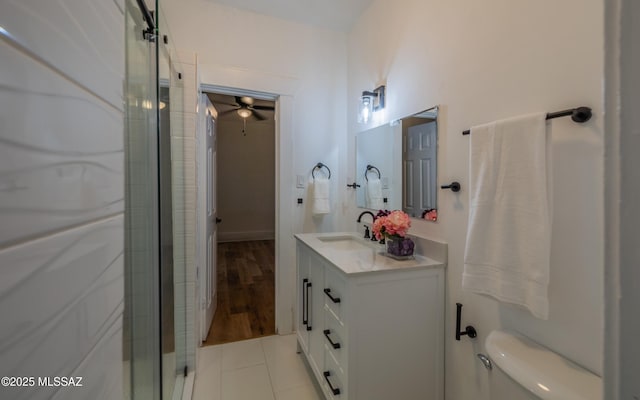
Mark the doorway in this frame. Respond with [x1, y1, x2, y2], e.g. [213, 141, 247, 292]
[202, 90, 277, 345]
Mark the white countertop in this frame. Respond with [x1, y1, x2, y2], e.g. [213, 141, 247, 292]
[295, 232, 445, 275]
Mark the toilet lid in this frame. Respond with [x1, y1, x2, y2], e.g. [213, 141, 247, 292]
[485, 330, 602, 400]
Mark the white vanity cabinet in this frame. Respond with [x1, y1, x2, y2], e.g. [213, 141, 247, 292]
[295, 235, 445, 400]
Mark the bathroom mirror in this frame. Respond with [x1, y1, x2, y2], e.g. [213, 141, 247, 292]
[356, 106, 438, 221]
[355, 124, 402, 210]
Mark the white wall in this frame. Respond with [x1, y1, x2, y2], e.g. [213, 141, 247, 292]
[348, 1, 604, 399]
[217, 119, 276, 242]
[0, 1, 124, 399]
[164, 0, 349, 333]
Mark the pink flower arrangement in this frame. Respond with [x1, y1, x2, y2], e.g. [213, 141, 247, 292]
[372, 210, 411, 240]
[422, 208, 438, 221]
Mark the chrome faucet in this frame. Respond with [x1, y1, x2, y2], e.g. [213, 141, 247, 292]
[356, 211, 376, 239]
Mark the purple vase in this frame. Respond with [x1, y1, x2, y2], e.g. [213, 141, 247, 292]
[386, 237, 415, 258]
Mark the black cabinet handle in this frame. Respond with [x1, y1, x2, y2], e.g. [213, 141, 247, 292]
[323, 329, 341, 349]
[323, 371, 341, 395]
[306, 281, 312, 331]
[324, 288, 341, 303]
[302, 279, 308, 326]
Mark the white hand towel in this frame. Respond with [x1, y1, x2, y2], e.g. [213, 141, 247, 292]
[462, 112, 552, 320]
[312, 177, 331, 215]
[366, 178, 384, 210]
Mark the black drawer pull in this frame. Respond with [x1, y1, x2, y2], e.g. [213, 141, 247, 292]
[306, 281, 312, 331]
[323, 371, 341, 395]
[302, 279, 308, 326]
[323, 329, 341, 349]
[324, 288, 341, 303]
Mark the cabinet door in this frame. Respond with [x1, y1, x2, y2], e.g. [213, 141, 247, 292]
[296, 245, 311, 353]
[307, 252, 326, 375]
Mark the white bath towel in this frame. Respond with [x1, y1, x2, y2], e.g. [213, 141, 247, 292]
[462, 112, 552, 320]
[366, 178, 384, 210]
[312, 177, 331, 215]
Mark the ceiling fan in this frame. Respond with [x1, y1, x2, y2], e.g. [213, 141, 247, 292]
[219, 96, 274, 121]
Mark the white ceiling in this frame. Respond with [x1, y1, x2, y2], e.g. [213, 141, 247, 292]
[206, 0, 374, 32]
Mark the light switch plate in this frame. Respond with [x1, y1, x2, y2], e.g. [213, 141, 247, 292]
[296, 175, 305, 188]
[382, 177, 389, 189]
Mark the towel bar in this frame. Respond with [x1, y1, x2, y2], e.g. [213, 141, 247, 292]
[312, 162, 331, 179]
[462, 106, 592, 135]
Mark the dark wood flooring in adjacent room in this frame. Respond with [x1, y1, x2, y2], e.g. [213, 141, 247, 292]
[203, 240, 275, 346]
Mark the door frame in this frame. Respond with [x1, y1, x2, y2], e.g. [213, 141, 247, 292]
[199, 83, 284, 337]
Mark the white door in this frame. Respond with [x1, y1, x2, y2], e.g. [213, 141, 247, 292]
[200, 95, 218, 341]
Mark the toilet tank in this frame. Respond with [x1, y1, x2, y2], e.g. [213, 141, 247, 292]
[485, 330, 602, 400]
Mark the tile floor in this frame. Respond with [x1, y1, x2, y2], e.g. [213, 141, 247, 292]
[192, 334, 323, 400]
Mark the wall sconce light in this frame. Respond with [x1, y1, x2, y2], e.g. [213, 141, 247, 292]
[358, 85, 385, 124]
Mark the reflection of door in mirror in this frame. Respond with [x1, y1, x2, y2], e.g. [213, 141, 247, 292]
[403, 117, 437, 219]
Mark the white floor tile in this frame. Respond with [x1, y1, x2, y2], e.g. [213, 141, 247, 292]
[194, 335, 319, 400]
[221, 338, 266, 371]
[199, 344, 222, 371]
[262, 335, 314, 392]
[221, 364, 275, 400]
[193, 345, 222, 400]
[275, 383, 323, 400]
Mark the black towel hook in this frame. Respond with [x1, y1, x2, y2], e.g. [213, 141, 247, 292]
[441, 182, 461, 192]
[312, 162, 331, 179]
[365, 164, 381, 182]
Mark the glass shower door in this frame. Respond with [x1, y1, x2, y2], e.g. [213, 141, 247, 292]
[123, 0, 160, 398]
[124, 0, 187, 398]
[157, 3, 184, 395]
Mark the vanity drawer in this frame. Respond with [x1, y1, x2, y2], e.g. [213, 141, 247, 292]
[324, 266, 346, 322]
[323, 313, 347, 367]
[323, 346, 347, 399]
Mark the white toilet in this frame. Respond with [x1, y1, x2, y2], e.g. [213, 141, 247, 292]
[485, 330, 602, 400]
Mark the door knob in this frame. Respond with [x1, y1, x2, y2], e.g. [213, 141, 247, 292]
[216, 218, 222, 224]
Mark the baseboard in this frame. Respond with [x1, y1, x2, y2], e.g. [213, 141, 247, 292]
[218, 230, 275, 242]
[180, 371, 194, 400]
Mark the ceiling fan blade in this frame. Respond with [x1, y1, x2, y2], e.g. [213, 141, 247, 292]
[215, 100, 241, 107]
[251, 105, 275, 111]
[252, 110, 268, 121]
[220, 109, 239, 116]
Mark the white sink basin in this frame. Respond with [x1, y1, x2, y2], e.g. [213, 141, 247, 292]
[316, 235, 372, 251]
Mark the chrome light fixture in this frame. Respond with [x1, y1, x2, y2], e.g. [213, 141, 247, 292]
[358, 85, 385, 124]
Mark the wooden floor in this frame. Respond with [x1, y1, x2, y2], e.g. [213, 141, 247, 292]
[202, 240, 275, 346]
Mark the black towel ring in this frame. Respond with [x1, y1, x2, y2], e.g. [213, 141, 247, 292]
[365, 164, 381, 182]
[312, 162, 331, 179]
